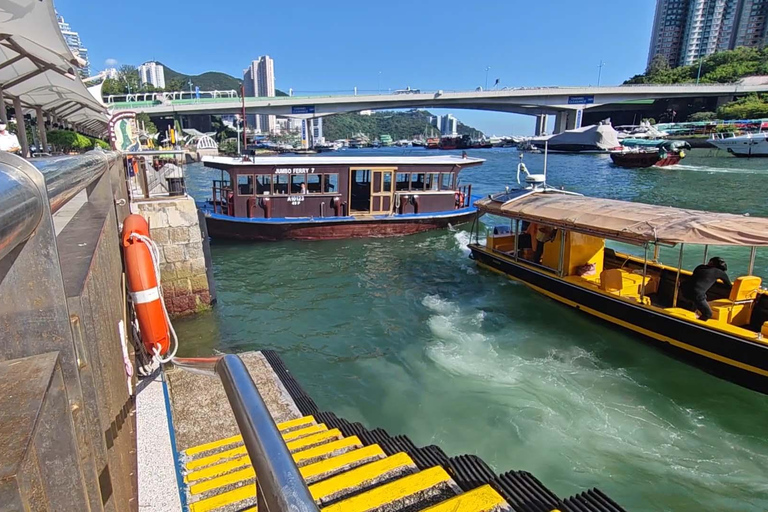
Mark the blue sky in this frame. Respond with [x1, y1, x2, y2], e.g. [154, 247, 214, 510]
[58, 0, 656, 135]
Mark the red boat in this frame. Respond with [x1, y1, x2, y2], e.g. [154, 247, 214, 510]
[610, 141, 691, 168]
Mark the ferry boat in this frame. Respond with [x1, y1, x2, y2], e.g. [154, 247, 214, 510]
[468, 181, 768, 394]
[199, 155, 483, 241]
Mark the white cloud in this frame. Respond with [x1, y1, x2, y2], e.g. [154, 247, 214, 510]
[105, 58, 118, 67]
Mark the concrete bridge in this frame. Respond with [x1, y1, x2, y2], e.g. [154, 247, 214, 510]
[108, 83, 768, 133]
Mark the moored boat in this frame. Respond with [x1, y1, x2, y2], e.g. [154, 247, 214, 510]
[199, 155, 483, 241]
[709, 131, 768, 157]
[468, 189, 768, 395]
[610, 141, 691, 168]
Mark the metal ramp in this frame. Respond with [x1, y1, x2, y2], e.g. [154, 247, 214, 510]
[174, 352, 628, 512]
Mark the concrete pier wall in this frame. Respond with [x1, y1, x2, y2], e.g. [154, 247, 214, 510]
[134, 196, 213, 317]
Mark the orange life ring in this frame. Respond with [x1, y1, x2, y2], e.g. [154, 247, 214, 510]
[122, 214, 170, 356]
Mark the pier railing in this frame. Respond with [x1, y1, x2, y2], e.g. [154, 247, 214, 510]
[172, 355, 319, 512]
[0, 150, 136, 510]
[123, 150, 187, 200]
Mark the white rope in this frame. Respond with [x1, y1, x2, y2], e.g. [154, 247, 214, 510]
[129, 232, 179, 364]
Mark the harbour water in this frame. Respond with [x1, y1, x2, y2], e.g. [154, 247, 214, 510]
[178, 148, 768, 511]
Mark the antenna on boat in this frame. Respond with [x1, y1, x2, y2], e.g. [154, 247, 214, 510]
[543, 140, 548, 183]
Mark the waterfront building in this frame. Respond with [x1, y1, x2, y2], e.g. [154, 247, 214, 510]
[138, 62, 166, 89]
[104, 67, 119, 80]
[648, 0, 768, 68]
[430, 115, 442, 132]
[243, 56, 276, 134]
[56, 12, 90, 77]
[441, 115, 458, 136]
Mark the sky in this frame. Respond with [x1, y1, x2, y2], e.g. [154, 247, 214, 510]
[57, 0, 657, 135]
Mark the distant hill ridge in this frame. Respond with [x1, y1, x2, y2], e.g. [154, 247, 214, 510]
[156, 62, 287, 95]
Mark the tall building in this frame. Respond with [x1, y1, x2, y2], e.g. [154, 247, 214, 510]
[138, 62, 166, 89]
[648, 0, 768, 68]
[56, 12, 90, 78]
[430, 116, 442, 133]
[243, 56, 276, 134]
[441, 115, 458, 136]
[104, 67, 119, 80]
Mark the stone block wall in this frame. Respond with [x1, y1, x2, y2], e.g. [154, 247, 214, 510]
[134, 197, 212, 317]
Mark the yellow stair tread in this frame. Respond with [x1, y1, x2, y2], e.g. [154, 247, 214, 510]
[183, 415, 315, 456]
[320, 466, 454, 512]
[286, 428, 342, 452]
[421, 485, 510, 511]
[185, 436, 364, 483]
[190, 444, 387, 495]
[188, 482, 255, 512]
[186, 428, 341, 471]
[309, 452, 416, 502]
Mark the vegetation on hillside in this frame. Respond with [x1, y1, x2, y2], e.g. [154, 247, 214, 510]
[716, 93, 768, 119]
[625, 47, 768, 85]
[322, 110, 483, 140]
[46, 130, 108, 152]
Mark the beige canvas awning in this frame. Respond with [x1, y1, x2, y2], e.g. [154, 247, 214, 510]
[0, 1, 108, 135]
[476, 193, 768, 247]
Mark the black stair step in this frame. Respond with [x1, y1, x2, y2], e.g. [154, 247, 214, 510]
[409, 444, 449, 470]
[561, 488, 628, 512]
[491, 470, 564, 512]
[444, 455, 497, 492]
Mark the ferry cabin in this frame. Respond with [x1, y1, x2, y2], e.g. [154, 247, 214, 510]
[469, 191, 768, 395]
[199, 155, 483, 240]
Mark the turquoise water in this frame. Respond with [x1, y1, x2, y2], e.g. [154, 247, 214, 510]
[178, 148, 768, 511]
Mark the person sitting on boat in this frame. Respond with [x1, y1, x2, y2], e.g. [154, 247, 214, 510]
[682, 257, 732, 321]
[533, 225, 557, 264]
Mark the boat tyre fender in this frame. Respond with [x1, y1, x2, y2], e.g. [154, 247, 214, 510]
[121, 214, 178, 365]
[330, 196, 341, 217]
[259, 196, 272, 218]
[411, 194, 420, 214]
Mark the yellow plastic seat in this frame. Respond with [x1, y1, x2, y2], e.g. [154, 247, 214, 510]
[709, 276, 762, 326]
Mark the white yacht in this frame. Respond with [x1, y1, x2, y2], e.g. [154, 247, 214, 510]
[710, 131, 768, 157]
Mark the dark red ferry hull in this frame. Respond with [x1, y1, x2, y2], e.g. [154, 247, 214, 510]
[204, 211, 477, 241]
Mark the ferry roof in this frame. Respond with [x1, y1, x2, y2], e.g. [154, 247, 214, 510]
[202, 155, 485, 168]
[476, 193, 768, 247]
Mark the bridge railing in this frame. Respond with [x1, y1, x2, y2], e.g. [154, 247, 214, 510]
[0, 150, 136, 511]
[172, 355, 319, 512]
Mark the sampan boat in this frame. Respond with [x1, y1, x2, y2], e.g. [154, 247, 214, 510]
[199, 155, 483, 241]
[469, 190, 768, 394]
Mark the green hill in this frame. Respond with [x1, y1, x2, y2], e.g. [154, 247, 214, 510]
[159, 62, 288, 95]
[625, 47, 768, 85]
[322, 110, 483, 140]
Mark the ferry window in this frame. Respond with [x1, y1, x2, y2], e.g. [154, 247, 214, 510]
[324, 173, 338, 192]
[396, 173, 410, 191]
[274, 174, 289, 194]
[307, 174, 321, 193]
[441, 173, 453, 190]
[427, 173, 440, 191]
[291, 173, 306, 193]
[411, 173, 425, 191]
[237, 175, 254, 195]
[256, 174, 272, 195]
[383, 172, 392, 192]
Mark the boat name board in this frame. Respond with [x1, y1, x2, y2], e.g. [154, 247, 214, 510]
[275, 167, 317, 174]
[288, 195, 305, 205]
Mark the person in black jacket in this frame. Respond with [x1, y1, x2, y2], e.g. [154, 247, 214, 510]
[682, 257, 732, 321]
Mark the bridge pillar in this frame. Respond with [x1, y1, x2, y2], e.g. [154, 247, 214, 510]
[534, 114, 548, 136]
[553, 109, 584, 134]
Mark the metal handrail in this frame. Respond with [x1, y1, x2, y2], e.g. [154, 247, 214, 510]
[0, 149, 120, 262]
[33, 150, 120, 214]
[172, 355, 319, 512]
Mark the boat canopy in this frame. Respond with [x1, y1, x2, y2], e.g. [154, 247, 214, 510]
[531, 123, 621, 150]
[202, 155, 485, 167]
[476, 193, 768, 247]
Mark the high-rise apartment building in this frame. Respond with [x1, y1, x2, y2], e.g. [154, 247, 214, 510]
[441, 115, 458, 136]
[56, 12, 90, 78]
[138, 62, 166, 89]
[243, 56, 276, 134]
[648, 0, 768, 68]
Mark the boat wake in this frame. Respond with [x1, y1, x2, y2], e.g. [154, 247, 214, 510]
[419, 293, 768, 510]
[669, 164, 768, 174]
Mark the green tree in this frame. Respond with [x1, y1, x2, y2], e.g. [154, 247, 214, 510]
[135, 112, 157, 134]
[219, 138, 239, 155]
[717, 93, 768, 119]
[687, 111, 717, 122]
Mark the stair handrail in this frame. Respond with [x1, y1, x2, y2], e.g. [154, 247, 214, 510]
[172, 355, 319, 512]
